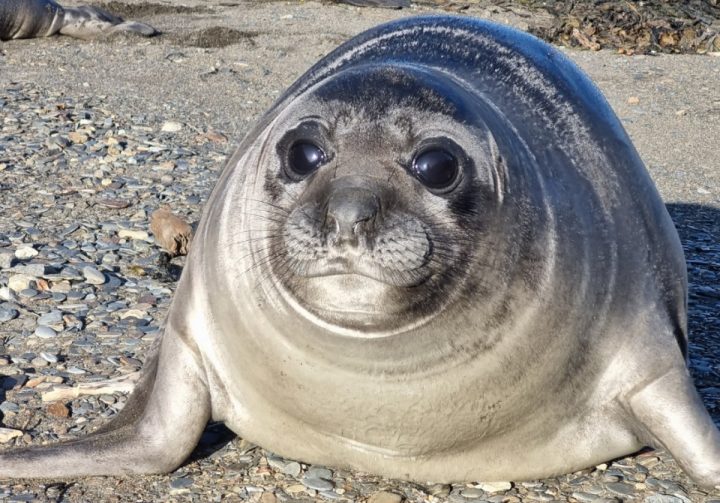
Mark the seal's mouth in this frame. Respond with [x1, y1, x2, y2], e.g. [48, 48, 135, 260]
[293, 255, 431, 288]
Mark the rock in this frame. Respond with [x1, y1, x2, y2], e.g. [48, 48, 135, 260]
[8, 274, 34, 292]
[68, 131, 89, 144]
[0, 402, 19, 413]
[0, 307, 18, 323]
[0, 427, 22, 443]
[118, 229, 150, 241]
[150, 208, 193, 256]
[428, 484, 452, 497]
[0, 252, 14, 269]
[0, 287, 15, 301]
[259, 493, 277, 503]
[301, 476, 334, 491]
[37, 310, 63, 327]
[34, 326, 57, 339]
[644, 496, 685, 503]
[282, 461, 302, 477]
[47, 402, 70, 418]
[475, 482, 512, 493]
[369, 491, 404, 503]
[161, 121, 183, 133]
[83, 266, 106, 285]
[31, 357, 49, 368]
[14, 246, 38, 260]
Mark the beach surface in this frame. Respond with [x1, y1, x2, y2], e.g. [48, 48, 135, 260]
[0, 1, 719, 501]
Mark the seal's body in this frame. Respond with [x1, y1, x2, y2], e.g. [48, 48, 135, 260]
[0, 0, 156, 40]
[1, 16, 718, 487]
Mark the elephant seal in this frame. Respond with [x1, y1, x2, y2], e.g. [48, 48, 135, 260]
[1, 15, 719, 487]
[0, 0, 156, 41]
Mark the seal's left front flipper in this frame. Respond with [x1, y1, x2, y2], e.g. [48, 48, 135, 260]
[0, 321, 210, 478]
[626, 366, 720, 488]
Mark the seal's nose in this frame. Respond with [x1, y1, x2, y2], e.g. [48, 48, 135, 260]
[326, 187, 380, 247]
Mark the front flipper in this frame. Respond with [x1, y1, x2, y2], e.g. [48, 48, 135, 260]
[0, 321, 210, 478]
[626, 366, 720, 488]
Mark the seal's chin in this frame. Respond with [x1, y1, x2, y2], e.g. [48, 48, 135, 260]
[287, 274, 413, 332]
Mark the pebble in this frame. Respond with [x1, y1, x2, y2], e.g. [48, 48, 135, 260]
[40, 352, 59, 363]
[34, 326, 57, 339]
[0, 307, 19, 322]
[301, 477, 334, 491]
[47, 402, 70, 418]
[282, 461, 302, 477]
[0, 428, 22, 443]
[31, 357, 48, 368]
[82, 266, 106, 285]
[0, 402, 20, 413]
[606, 482, 635, 496]
[460, 488, 485, 499]
[161, 121, 183, 132]
[37, 310, 63, 327]
[0, 252, 13, 269]
[14, 247, 38, 260]
[643, 496, 686, 503]
[118, 229, 150, 241]
[474, 482, 512, 493]
[8, 274, 34, 292]
[368, 491, 403, 503]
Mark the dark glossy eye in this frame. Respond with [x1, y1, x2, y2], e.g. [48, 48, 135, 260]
[412, 149, 459, 191]
[288, 142, 326, 177]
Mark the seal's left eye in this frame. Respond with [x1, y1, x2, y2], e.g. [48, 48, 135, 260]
[412, 149, 459, 191]
[288, 142, 326, 177]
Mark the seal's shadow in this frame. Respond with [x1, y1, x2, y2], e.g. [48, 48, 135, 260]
[666, 203, 720, 425]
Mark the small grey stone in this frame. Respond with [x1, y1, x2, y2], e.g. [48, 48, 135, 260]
[461, 488, 485, 499]
[0, 307, 18, 323]
[34, 326, 57, 339]
[169, 477, 193, 489]
[282, 461, 302, 477]
[82, 266, 106, 285]
[19, 288, 38, 299]
[0, 401, 19, 413]
[37, 310, 63, 327]
[0, 252, 14, 269]
[302, 476, 334, 491]
[13, 264, 47, 276]
[31, 357, 48, 368]
[572, 493, 604, 503]
[39, 352, 58, 363]
[66, 366, 86, 374]
[305, 467, 333, 480]
[644, 496, 685, 503]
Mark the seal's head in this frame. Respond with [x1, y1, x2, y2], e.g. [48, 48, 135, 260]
[243, 64, 511, 335]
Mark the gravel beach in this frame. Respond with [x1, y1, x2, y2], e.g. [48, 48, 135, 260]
[1, 1, 719, 501]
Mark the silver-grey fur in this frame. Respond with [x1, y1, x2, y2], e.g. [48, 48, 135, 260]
[0, 0, 156, 41]
[1, 15, 719, 488]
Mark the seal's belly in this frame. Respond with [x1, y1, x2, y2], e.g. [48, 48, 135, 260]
[207, 347, 641, 482]
[215, 371, 641, 481]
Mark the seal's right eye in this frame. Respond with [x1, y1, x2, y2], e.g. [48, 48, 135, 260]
[288, 142, 326, 178]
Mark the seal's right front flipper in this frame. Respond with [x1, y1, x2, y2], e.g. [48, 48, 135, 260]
[626, 366, 720, 489]
[0, 322, 210, 479]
